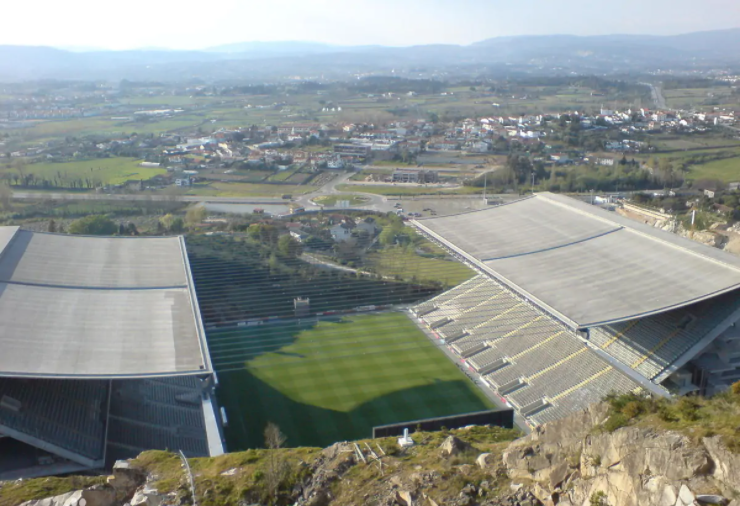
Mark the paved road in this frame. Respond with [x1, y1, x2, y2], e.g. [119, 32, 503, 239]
[641, 82, 668, 110]
[294, 172, 394, 213]
[11, 171, 397, 214]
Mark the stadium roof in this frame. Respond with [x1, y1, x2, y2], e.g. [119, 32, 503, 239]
[0, 227, 211, 379]
[413, 193, 740, 328]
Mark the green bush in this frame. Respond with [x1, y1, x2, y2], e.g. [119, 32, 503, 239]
[68, 215, 117, 235]
[732, 381, 740, 397]
[676, 397, 701, 421]
[590, 490, 608, 506]
[621, 401, 642, 419]
[603, 413, 629, 433]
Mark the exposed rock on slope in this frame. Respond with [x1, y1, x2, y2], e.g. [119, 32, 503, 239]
[5, 396, 740, 506]
[503, 404, 740, 506]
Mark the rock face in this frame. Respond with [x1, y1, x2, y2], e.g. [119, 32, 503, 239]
[502, 404, 740, 506]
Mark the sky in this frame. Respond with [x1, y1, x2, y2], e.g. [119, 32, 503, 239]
[3, 0, 740, 50]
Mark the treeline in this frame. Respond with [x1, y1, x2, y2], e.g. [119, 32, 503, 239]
[349, 76, 445, 94]
[466, 154, 676, 193]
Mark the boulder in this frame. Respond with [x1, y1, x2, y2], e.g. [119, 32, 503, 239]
[677, 484, 696, 506]
[439, 436, 471, 457]
[19, 491, 83, 506]
[107, 460, 147, 500]
[395, 490, 413, 506]
[130, 486, 167, 506]
[703, 436, 740, 491]
[19, 486, 116, 506]
[476, 453, 493, 469]
[548, 461, 569, 490]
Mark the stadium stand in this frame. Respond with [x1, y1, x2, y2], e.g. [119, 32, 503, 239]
[410, 193, 740, 428]
[412, 275, 645, 427]
[0, 227, 224, 479]
[106, 377, 211, 464]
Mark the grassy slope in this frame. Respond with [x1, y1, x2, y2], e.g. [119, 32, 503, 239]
[11, 157, 166, 185]
[366, 247, 475, 287]
[211, 313, 493, 449]
[604, 386, 740, 451]
[0, 477, 106, 506]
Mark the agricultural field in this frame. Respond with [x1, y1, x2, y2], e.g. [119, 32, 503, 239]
[209, 312, 493, 449]
[687, 156, 740, 183]
[3, 157, 165, 187]
[663, 87, 740, 110]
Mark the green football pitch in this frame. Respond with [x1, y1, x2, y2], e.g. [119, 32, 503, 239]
[208, 312, 493, 449]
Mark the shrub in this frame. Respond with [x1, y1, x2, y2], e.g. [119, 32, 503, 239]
[621, 401, 642, 419]
[731, 381, 740, 396]
[603, 413, 629, 433]
[676, 397, 701, 422]
[590, 490, 608, 506]
[68, 215, 117, 235]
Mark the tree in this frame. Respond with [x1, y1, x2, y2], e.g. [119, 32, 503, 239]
[264, 422, 289, 505]
[185, 206, 207, 228]
[247, 224, 279, 245]
[0, 184, 11, 211]
[160, 214, 184, 233]
[48, 219, 57, 233]
[68, 215, 117, 235]
[277, 235, 303, 259]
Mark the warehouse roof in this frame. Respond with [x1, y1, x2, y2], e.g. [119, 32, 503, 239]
[413, 193, 740, 328]
[0, 227, 211, 379]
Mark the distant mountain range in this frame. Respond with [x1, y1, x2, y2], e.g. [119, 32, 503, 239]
[2, 29, 740, 82]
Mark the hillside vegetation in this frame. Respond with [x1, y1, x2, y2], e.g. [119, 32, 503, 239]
[6, 384, 740, 506]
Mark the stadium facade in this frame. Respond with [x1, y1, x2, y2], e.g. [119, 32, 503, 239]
[410, 193, 740, 429]
[0, 227, 223, 479]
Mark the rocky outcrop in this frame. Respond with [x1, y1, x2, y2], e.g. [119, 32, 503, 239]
[19, 486, 116, 506]
[18, 460, 156, 506]
[8, 405, 740, 506]
[440, 435, 473, 457]
[502, 404, 740, 506]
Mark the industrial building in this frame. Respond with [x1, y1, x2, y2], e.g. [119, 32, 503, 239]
[0, 227, 223, 479]
[411, 193, 740, 428]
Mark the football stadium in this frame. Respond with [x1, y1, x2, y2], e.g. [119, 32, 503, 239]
[0, 227, 223, 479]
[410, 192, 740, 428]
[3, 191, 740, 477]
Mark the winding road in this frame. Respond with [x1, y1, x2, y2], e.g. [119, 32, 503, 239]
[10, 171, 397, 213]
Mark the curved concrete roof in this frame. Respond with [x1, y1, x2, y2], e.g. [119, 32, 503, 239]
[0, 227, 211, 379]
[414, 193, 740, 328]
